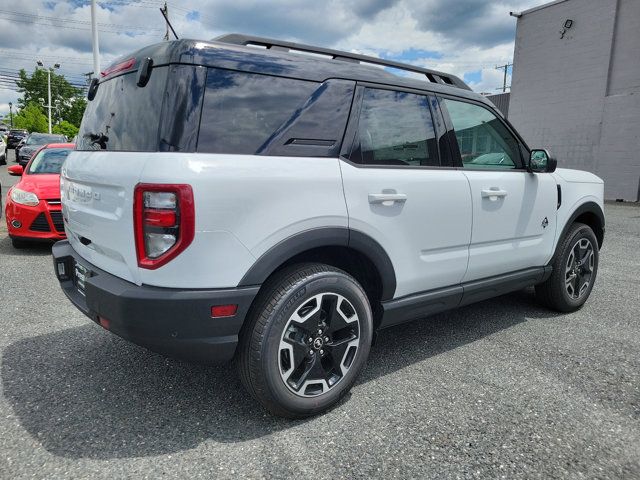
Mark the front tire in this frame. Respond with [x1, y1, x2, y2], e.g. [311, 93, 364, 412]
[536, 222, 599, 312]
[238, 263, 373, 418]
[11, 237, 27, 249]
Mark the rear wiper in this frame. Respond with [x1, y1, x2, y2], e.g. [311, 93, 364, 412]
[84, 132, 109, 150]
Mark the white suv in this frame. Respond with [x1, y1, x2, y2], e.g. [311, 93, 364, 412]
[52, 35, 605, 417]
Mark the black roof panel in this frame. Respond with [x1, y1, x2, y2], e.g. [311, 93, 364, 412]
[103, 37, 492, 106]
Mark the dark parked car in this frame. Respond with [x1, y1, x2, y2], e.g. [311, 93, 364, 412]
[16, 133, 67, 166]
[6, 129, 28, 150]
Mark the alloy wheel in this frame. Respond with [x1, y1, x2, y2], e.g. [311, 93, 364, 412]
[565, 238, 595, 299]
[278, 292, 360, 397]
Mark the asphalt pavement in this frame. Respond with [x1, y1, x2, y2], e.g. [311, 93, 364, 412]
[0, 150, 639, 479]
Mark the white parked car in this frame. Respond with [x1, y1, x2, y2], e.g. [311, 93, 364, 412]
[0, 136, 6, 165]
[52, 35, 605, 418]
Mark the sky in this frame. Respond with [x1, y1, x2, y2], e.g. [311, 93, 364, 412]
[0, 0, 549, 120]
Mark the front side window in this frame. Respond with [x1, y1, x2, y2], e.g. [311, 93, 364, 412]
[350, 88, 439, 167]
[27, 148, 72, 174]
[443, 99, 521, 169]
[197, 69, 317, 155]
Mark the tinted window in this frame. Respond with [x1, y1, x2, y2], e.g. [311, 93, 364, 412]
[77, 67, 168, 151]
[350, 88, 439, 167]
[27, 148, 72, 174]
[26, 133, 65, 145]
[197, 69, 317, 154]
[443, 99, 521, 169]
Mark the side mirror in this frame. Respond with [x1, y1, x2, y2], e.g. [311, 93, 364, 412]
[8, 165, 23, 176]
[528, 149, 557, 173]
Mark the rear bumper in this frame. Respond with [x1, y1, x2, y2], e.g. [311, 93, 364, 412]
[52, 240, 259, 363]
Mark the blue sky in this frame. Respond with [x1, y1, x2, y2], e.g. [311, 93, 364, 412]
[0, 0, 543, 117]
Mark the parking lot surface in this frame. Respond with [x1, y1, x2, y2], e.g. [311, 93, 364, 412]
[1, 151, 639, 479]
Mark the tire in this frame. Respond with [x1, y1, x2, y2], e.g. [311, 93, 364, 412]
[536, 222, 599, 312]
[11, 237, 27, 249]
[238, 263, 373, 418]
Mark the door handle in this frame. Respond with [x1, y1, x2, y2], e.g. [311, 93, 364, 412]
[481, 188, 508, 199]
[368, 193, 407, 205]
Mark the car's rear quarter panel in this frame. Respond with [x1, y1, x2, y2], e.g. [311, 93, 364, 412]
[64, 152, 348, 289]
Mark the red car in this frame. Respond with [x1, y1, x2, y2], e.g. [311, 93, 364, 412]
[5, 143, 75, 248]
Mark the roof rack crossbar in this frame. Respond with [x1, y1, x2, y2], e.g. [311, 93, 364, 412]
[214, 34, 471, 91]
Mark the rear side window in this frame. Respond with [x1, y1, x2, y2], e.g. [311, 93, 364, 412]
[349, 88, 439, 167]
[197, 69, 317, 155]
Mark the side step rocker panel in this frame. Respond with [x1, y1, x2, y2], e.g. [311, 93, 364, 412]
[379, 266, 552, 329]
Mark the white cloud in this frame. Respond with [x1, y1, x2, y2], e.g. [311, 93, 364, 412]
[0, 0, 547, 118]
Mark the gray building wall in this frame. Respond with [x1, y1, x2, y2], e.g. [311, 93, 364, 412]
[509, 0, 640, 201]
[486, 92, 510, 117]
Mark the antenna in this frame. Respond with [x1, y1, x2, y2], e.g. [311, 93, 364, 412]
[159, 4, 179, 40]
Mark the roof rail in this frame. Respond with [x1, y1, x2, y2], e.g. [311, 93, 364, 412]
[214, 34, 471, 91]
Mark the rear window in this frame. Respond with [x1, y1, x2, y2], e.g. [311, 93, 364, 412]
[77, 67, 168, 151]
[27, 148, 72, 174]
[197, 69, 317, 155]
[27, 134, 65, 145]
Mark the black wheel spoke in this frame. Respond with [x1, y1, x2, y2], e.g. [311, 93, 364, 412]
[573, 272, 581, 297]
[291, 355, 325, 392]
[327, 337, 353, 372]
[282, 329, 312, 368]
[322, 295, 346, 334]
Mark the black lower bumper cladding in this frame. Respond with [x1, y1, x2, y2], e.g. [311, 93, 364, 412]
[52, 240, 259, 363]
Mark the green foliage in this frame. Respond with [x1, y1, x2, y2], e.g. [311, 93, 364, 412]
[15, 68, 86, 128]
[12, 102, 48, 133]
[52, 120, 79, 139]
[65, 96, 87, 127]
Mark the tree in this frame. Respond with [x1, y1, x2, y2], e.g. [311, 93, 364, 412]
[53, 120, 79, 139]
[12, 102, 48, 133]
[15, 68, 86, 128]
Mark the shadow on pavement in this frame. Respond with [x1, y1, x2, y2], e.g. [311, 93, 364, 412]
[0, 234, 54, 257]
[2, 288, 561, 459]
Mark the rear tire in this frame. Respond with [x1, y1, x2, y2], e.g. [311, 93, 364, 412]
[536, 222, 599, 312]
[238, 263, 373, 418]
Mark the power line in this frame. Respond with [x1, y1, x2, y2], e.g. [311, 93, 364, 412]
[0, 9, 162, 32]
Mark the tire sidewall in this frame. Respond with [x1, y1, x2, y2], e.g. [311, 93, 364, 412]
[260, 271, 373, 416]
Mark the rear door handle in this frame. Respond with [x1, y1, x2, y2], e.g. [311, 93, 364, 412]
[481, 188, 508, 199]
[368, 193, 407, 205]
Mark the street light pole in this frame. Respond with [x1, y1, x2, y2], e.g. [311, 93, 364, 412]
[46, 68, 52, 133]
[36, 61, 60, 134]
[91, 0, 100, 78]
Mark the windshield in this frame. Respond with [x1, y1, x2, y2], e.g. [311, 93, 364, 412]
[27, 148, 72, 174]
[26, 134, 65, 145]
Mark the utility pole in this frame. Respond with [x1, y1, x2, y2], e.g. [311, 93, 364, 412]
[37, 61, 60, 134]
[495, 63, 513, 92]
[162, 2, 169, 41]
[91, 0, 101, 78]
[8, 102, 12, 128]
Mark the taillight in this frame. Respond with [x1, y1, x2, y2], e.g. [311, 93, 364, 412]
[134, 184, 195, 269]
[101, 57, 136, 77]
